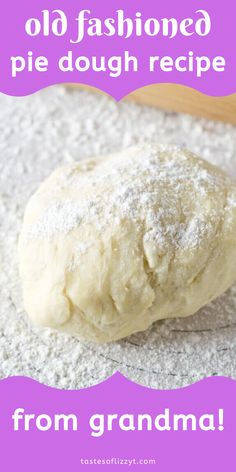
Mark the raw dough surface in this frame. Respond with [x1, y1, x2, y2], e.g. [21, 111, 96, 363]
[19, 145, 236, 342]
[1, 86, 236, 389]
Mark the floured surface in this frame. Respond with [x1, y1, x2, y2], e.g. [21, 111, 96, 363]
[0, 86, 236, 388]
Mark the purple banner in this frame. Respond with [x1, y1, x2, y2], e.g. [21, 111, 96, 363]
[0, 373, 235, 470]
[0, 0, 235, 99]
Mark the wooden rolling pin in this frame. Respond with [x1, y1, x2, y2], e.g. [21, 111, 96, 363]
[67, 83, 236, 125]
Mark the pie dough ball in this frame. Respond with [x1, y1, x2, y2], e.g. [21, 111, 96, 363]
[18, 145, 236, 342]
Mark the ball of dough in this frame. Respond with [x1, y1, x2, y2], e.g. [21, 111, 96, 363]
[18, 145, 236, 342]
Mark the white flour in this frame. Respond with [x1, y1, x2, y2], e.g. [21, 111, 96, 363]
[27, 145, 234, 258]
[0, 86, 236, 389]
